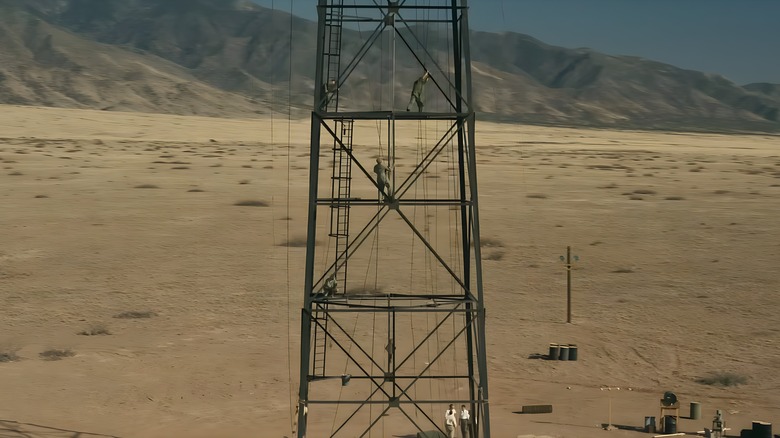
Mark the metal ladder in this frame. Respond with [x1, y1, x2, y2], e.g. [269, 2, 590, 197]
[329, 118, 354, 292]
[321, 0, 345, 111]
[311, 1, 348, 380]
[311, 119, 354, 378]
[311, 303, 329, 378]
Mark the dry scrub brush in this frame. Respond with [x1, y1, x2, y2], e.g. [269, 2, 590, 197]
[114, 311, 156, 319]
[234, 200, 269, 207]
[39, 349, 75, 361]
[696, 372, 748, 387]
[0, 346, 20, 363]
[78, 324, 111, 336]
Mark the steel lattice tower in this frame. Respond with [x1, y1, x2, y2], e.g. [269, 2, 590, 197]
[297, 1, 490, 437]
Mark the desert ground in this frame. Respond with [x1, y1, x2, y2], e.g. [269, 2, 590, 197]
[1, 104, 779, 437]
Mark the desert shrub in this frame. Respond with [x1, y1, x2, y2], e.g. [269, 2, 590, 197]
[633, 189, 656, 195]
[612, 268, 634, 274]
[187, 188, 205, 192]
[134, 184, 159, 189]
[526, 193, 548, 199]
[114, 311, 156, 319]
[665, 196, 685, 200]
[484, 251, 505, 261]
[40, 349, 75, 361]
[0, 348, 20, 363]
[234, 200, 269, 207]
[78, 324, 111, 336]
[696, 372, 748, 387]
[589, 164, 621, 171]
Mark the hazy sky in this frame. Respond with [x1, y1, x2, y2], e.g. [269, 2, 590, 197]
[252, 0, 780, 85]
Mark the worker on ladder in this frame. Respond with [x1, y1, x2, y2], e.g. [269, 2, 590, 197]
[406, 70, 431, 112]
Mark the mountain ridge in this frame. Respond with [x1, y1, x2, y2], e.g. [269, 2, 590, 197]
[1, 0, 778, 133]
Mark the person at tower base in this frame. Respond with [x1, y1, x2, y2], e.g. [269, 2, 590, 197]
[444, 404, 458, 438]
[406, 70, 431, 112]
[373, 157, 392, 201]
[460, 405, 471, 438]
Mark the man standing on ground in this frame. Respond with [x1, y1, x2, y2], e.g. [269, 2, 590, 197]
[459, 405, 471, 438]
[444, 404, 458, 438]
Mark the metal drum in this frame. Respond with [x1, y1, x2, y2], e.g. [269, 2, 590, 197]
[568, 344, 578, 361]
[548, 343, 560, 360]
[558, 345, 570, 361]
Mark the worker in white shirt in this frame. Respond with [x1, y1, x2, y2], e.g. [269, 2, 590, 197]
[459, 405, 471, 438]
[444, 404, 457, 438]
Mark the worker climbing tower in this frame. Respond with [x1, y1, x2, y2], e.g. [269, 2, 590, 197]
[297, 1, 490, 436]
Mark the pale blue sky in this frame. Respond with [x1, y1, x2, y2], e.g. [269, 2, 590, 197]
[252, 0, 780, 85]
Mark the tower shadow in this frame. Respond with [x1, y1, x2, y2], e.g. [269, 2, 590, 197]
[0, 419, 120, 438]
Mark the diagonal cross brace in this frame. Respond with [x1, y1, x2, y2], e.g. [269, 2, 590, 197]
[313, 120, 462, 292]
[321, 304, 473, 437]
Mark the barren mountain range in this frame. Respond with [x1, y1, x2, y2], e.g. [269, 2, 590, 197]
[1, 0, 779, 132]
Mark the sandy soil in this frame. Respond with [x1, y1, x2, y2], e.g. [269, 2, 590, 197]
[1, 105, 779, 438]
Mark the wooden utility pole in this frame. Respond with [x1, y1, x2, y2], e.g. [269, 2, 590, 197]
[559, 246, 578, 323]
